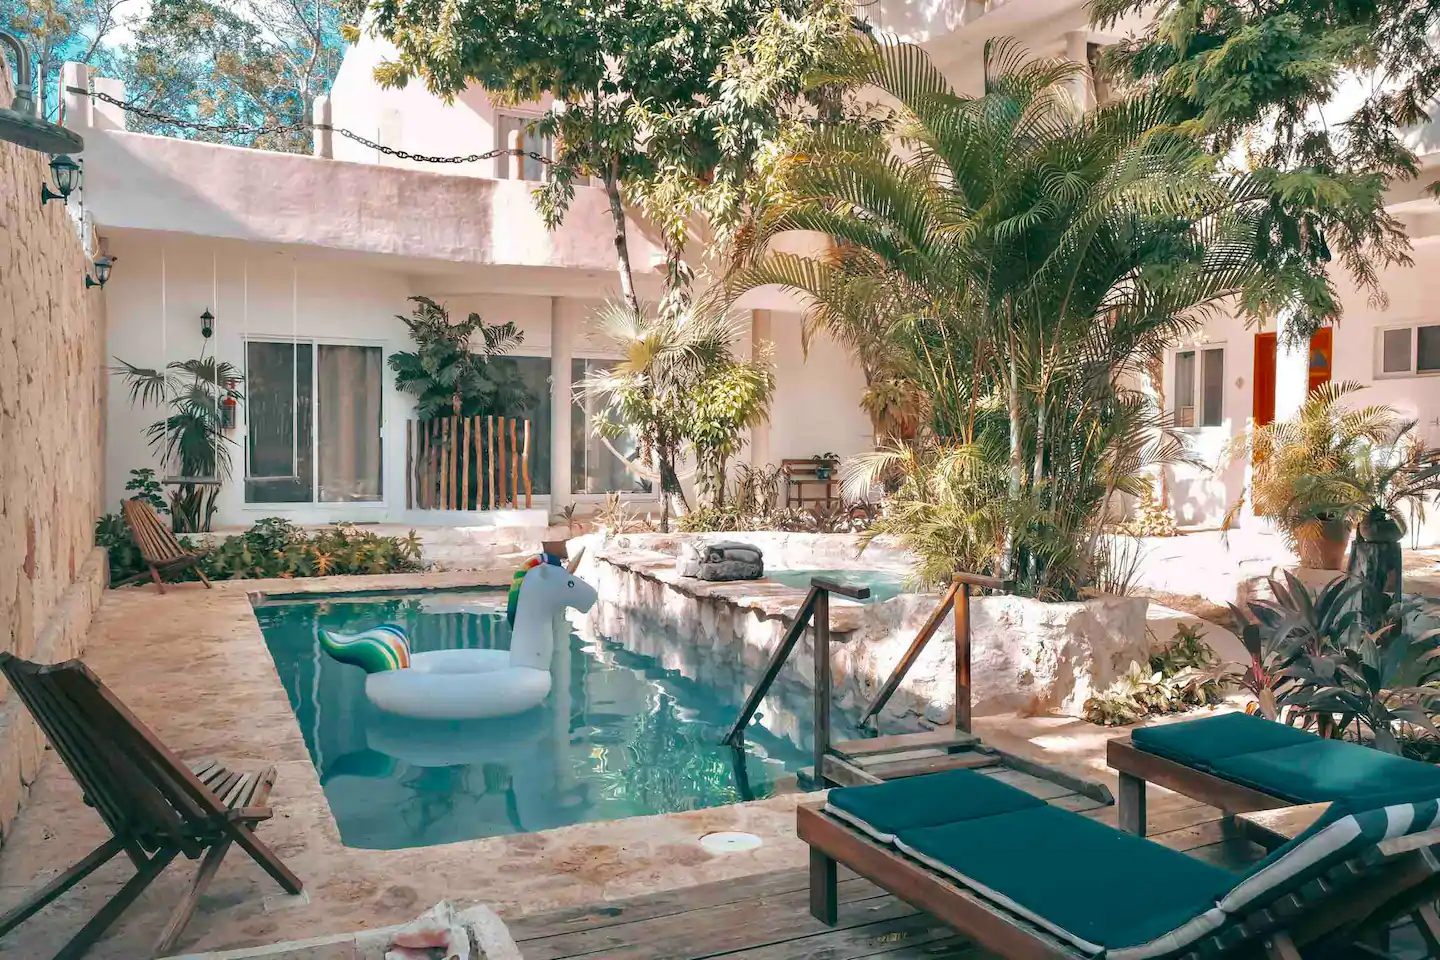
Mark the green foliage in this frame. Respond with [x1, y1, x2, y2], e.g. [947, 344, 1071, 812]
[95, 511, 145, 585]
[1084, 623, 1227, 726]
[112, 353, 244, 532]
[387, 296, 530, 421]
[1, 0, 128, 120]
[1230, 571, 1440, 752]
[675, 465, 873, 533]
[578, 302, 775, 529]
[123, 468, 168, 515]
[1092, 0, 1419, 339]
[728, 38, 1258, 598]
[1117, 489, 1179, 538]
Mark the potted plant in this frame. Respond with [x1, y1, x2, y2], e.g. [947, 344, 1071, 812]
[1291, 423, 1440, 628]
[1232, 382, 1403, 570]
[812, 452, 839, 480]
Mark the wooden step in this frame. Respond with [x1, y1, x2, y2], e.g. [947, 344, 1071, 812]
[867, 751, 1002, 780]
[831, 729, 978, 759]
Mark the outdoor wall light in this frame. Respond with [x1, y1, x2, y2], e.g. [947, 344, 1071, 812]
[40, 153, 80, 205]
[84, 255, 113, 289]
[200, 309, 214, 338]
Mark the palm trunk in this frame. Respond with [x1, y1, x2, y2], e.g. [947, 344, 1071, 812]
[603, 158, 640, 313]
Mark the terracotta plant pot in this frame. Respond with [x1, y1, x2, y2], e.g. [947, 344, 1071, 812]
[1296, 517, 1352, 570]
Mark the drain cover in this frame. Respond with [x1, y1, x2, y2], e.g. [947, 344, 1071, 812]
[699, 831, 763, 853]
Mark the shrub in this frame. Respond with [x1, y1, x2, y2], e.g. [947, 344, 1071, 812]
[1083, 623, 1227, 726]
[1117, 489, 1178, 537]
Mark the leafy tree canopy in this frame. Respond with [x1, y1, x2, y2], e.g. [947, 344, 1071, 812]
[1092, 0, 1429, 337]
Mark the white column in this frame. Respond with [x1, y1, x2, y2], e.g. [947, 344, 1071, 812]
[549, 297, 574, 512]
[750, 309, 773, 468]
[312, 94, 333, 159]
[61, 62, 91, 129]
[1274, 309, 1311, 420]
[90, 75, 126, 131]
[1065, 31, 1095, 114]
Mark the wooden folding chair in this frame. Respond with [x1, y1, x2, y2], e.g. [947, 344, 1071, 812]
[115, 499, 211, 594]
[0, 654, 302, 959]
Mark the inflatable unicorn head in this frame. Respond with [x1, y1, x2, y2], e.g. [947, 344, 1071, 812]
[509, 559, 598, 671]
[318, 624, 411, 674]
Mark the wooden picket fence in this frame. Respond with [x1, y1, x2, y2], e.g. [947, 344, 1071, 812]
[405, 415, 533, 511]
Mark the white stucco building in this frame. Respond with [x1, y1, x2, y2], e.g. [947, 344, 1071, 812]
[54, 0, 1440, 542]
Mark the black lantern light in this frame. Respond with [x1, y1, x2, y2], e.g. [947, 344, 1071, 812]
[84, 255, 112, 289]
[40, 154, 80, 205]
[200, 309, 214, 338]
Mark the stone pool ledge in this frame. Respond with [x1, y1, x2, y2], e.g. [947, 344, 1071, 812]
[0, 571, 828, 959]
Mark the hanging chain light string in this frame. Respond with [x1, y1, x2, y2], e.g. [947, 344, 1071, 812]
[82, 88, 554, 167]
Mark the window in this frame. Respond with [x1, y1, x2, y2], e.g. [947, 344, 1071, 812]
[1174, 346, 1224, 427]
[495, 356, 552, 495]
[571, 358, 652, 495]
[245, 341, 383, 504]
[496, 114, 553, 182]
[1379, 323, 1440, 376]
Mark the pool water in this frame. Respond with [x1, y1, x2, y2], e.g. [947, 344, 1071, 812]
[253, 591, 810, 850]
[764, 568, 910, 603]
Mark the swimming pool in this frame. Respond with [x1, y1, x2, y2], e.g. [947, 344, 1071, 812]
[253, 590, 810, 850]
[763, 568, 911, 603]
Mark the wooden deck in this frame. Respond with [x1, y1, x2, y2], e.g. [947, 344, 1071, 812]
[507, 775, 1266, 959]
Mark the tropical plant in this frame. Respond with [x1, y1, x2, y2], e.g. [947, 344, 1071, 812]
[198, 519, 425, 580]
[1117, 489, 1179, 537]
[1228, 382, 1403, 567]
[578, 302, 775, 529]
[730, 37, 1269, 599]
[1090, 534, 1149, 597]
[388, 296, 530, 421]
[1083, 624, 1227, 725]
[123, 467, 168, 515]
[112, 353, 244, 532]
[95, 511, 145, 586]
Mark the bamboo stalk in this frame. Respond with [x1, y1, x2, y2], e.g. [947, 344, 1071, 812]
[440, 418, 451, 510]
[405, 420, 414, 509]
[522, 419, 532, 508]
[422, 421, 434, 509]
[510, 418, 519, 509]
[462, 417, 472, 510]
[475, 416, 484, 510]
[488, 416, 496, 510]
[448, 416, 459, 510]
[498, 417, 508, 507]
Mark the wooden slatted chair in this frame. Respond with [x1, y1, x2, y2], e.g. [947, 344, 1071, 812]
[116, 499, 211, 594]
[0, 654, 303, 960]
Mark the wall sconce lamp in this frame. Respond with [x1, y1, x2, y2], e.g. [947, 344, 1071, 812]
[40, 154, 80, 205]
[200, 309, 214, 338]
[84, 255, 113, 289]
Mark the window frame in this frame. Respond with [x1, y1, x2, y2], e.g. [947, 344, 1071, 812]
[1375, 322, 1440, 379]
[494, 110, 556, 183]
[1171, 342, 1226, 430]
[240, 334, 388, 511]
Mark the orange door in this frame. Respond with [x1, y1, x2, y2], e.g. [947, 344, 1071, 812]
[1308, 327, 1333, 393]
[1253, 332, 1277, 426]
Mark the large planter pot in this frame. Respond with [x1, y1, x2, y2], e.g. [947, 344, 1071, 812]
[1297, 517, 1352, 570]
[1349, 510, 1405, 630]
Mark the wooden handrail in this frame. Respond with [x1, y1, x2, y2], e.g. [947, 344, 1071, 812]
[860, 571, 1013, 732]
[811, 577, 871, 601]
[721, 586, 820, 746]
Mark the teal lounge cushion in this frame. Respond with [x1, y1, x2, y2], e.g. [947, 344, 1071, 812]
[1131, 713, 1316, 769]
[895, 805, 1238, 955]
[824, 767, 1045, 843]
[1211, 739, 1440, 807]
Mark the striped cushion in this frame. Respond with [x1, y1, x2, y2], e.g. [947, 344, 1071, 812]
[1220, 798, 1440, 914]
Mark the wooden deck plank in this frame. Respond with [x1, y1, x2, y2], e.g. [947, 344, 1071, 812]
[978, 768, 1073, 800]
[707, 913, 980, 959]
[516, 878, 895, 960]
[868, 753, 1003, 780]
[833, 731, 979, 759]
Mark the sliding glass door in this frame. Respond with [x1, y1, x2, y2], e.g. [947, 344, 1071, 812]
[245, 340, 384, 504]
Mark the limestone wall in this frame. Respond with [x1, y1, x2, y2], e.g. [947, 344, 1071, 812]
[0, 61, 109, 847]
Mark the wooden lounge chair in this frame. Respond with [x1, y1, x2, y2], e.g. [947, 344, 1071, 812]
[116, 498, 211, 594]
[801, 766, 1440, 960]
[0, 654, 303, 960]
[1107, 712, 1440, 836]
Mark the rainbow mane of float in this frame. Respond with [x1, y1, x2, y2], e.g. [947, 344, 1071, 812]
[507, 552, 564, 627]
[318, 624, 411, 673]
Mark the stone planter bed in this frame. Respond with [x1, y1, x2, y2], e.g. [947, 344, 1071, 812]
[572, 533, 1152, 747]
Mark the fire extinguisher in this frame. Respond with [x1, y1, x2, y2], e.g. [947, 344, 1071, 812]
[220, 380, 239, 430]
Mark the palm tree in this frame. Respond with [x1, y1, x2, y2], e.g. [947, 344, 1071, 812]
[113, 355, 244, 532]
[728, 37, 1271, 596]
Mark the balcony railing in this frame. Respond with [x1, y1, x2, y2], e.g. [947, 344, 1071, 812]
[405, 415, 533, 511]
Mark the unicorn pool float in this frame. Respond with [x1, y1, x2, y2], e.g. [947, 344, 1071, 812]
[318, 554, 597, 720]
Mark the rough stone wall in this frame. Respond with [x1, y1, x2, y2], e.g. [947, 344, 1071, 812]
[0, 61, 109, 848]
